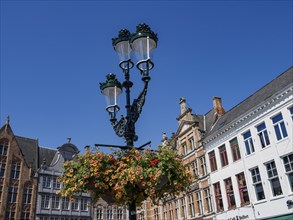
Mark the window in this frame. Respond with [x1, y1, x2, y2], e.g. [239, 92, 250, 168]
[236, 172, 250, 205]
[189, 137, 195, 151]
[214, 182, 223, 212]
[107, 206, 113, 219]
[243, 130, 255, 155]
[154, 207, 159, 220]
[0, 139, 8, 156]
[192, 160, 199, 177]
[163, 205, 167, 220]
[182, 142, 187, 155]
[230, 138, 241, 161]
[50, 217, 58, 220]
[80, 198, 88, 211]
[52, 176, 60, 189]
[196, 191, 203, 215]
[51, 195, 60, 209]
[219, 145, 229, 167]
[256, 122, 270, 148]
[96, 205, 103, 220]
[8, 185, 18, 203]
[41, 194, 50, 209]
[208, 151, 217, 172]
[289, 106, 293, 120]
[21, 209, 30, 220]
[5, 207, 15, 220]
[282, 153, 293, 192]
[250, 167, 265, 200]
[71, 198, 79, 210]
[188, 194, 195, 217]
[0, 159, 6, 177]
[10, 162, 21, 179]
[23, 186, 32, 204]
[199, 156, 207, 176]
[117, 208, 123, 220]
[42, 176, 51, 188]
[266, 160, 283, 196]
[181, 198, 187, 219]
[204, 188, 213, 213]
[175, 200, 180, 220]
[272, 113, 288, 141]
[40, 217, 48, 220]
[168, 202, 174, 220]
[224, 178, 236, 208]
[62, 197, 70, 210]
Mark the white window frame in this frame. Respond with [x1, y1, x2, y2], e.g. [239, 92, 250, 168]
[243, 130, 255, 155]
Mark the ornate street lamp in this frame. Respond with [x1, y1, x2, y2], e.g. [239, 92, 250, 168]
[99, 23, 158, 220]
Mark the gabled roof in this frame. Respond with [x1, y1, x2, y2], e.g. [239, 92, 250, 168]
[204, 66, 293, 140]
[38, 146, 57, 167]
[15, 136, 39, 172]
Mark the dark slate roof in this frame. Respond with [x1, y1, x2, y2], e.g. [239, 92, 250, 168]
[15, 136, 57, 171]
[204, 66, 293, 139]
[38, 147, 57, 168]
[15, 136, 39, 172]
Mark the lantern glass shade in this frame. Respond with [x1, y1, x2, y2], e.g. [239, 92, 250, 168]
[102, 86, 122, 113]
[114, 40, 132, 63]
[131, 36, 157, 62]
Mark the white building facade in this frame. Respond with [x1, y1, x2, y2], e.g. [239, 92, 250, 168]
[203, 67, 293, 219]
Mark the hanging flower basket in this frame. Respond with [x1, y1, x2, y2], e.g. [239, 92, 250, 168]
[59, 146, 193, 206]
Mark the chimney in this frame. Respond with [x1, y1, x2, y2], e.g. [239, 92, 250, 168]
[179, 97, 187, 114]
[213, 97, 225, 116]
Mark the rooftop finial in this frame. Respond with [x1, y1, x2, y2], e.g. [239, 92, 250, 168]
[67, 137, 71, 143]
[6, 115, 10, 125]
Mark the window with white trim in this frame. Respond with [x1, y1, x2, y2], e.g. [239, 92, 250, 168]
[62, 197, 70, 210]
[154, 207, 159, 220]
[52, 176, 60, 189]
[230, 137, 241, 161]
[219, 145, 229, 167]
[236, 172, 250, 205]
[163, 205, 167, 220]
[8, 185, 18, 203]
[41, 194, 50, 209]
[175, 200, 180, 220]
[189, 137, 195, 151]
[192, 160, 199, 177]
[256, 122, 270, 148]
[42, 176, 51, 188]
[168, 202, 174, 220]
[204, 188, 213, 213]
[21, 209, 30, 220]
[181, 197, 187, 219]
[96, 205, 103, 220]
[199, 156, 207, 176]
[224, 177, 236, 208]
[243, 130, 255, 155]
[213, 182, 223, 212]
[282, 153, 293, 192]
[272, 113, 288, 141]
[10, 162, 20, 179]
[5, 207, 15, 220]
[80, 198, 88, 211]
[265, 160, 283, 196]
[117, 208, 123, 220]
[188, 194, 195, 217]
[51, 195, 60, 209]
[250, 167, 265, 201]
[182, 142, 187, 155]
[107, 206, 113, 220]
[0, 139, 8, 156]
[22, 185, 32, 204]
[196, 191, 203, 215]
[0, 159, 6, 177]
[208, 150, 217, 172]
[71, 198, 79, 210]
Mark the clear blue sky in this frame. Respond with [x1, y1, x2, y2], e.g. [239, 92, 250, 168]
[1, 0, 292, 153]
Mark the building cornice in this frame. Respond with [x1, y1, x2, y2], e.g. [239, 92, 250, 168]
[203, 85, 293, 145]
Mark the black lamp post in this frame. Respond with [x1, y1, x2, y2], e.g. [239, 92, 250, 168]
[99, 23, 158, 220]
